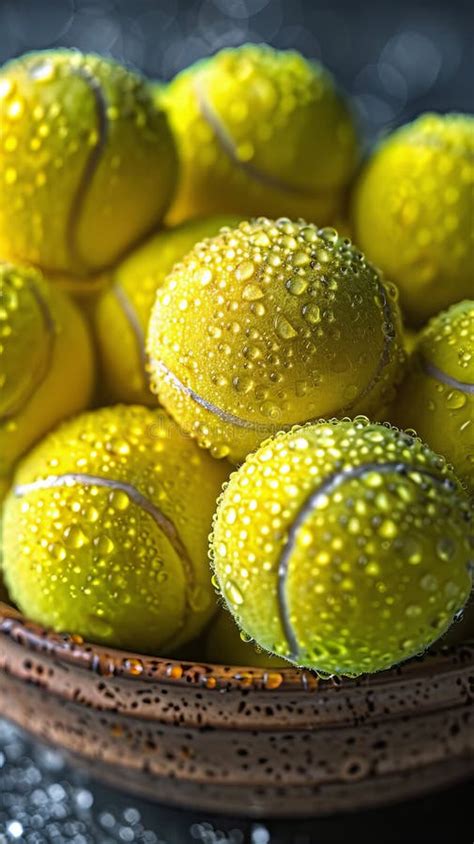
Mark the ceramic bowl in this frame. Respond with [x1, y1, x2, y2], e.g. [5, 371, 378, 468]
[0, 599, 473, 817]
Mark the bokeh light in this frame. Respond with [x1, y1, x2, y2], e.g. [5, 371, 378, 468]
[0, 0, 472, 141]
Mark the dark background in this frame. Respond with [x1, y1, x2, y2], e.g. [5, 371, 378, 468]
[0, 0, 473, 841]
[1, 0, 473, 140]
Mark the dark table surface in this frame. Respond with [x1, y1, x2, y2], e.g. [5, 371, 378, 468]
[1, 0, 473, 841]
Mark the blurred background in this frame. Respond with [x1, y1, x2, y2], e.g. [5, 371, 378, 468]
[0, 1, 473, 842]
[0, 0, 473, 142]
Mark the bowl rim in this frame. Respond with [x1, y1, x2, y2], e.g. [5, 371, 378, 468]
[1, 599, 471, 692]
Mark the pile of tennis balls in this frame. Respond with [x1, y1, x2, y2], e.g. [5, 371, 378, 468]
[0, 45, 472, 678]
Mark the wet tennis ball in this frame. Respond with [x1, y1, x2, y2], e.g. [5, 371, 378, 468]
[94, 215, 241, 405]
[163, 44, 359, 226]
[392, 301, 474, 491]
[0, 262, 94, 487]
[0, 49, 177, 279]
[352, 113, 474, 326]
[147, 217, 406, 463]
[205, 608, 287, 668]
[211, 417, 473, 677]
[2, 405, 229, 653]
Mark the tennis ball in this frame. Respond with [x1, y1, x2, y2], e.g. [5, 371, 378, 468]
[205, 608, 287, 668]
[163, 44, 359, 226]
[211, 417, 473, 677]
[352, 113, 474, 325]
[392, 301, 474, 491]
[2, 405, 229, 653]
[0, 49, 177, 279]
[94, 215, 241, 405]
[0, 262, 94, 487]
[147, 217, 406, 463]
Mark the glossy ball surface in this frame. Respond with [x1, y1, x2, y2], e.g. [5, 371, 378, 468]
[0, 262, 94, 486]
[392, 301, 474, 491]
[94, 215, 241, 405]
[163, 44, 359, 226]
[147, 217, 405, 463]
[352, 113, 474, 325]
[0, 49, 177, 278]
[2, 406, 229, 653]
[205, 608, 288, 668]
[211, 418, 473, 676]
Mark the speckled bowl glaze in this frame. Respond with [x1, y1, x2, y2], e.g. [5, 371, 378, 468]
[0, 600, 472, 818]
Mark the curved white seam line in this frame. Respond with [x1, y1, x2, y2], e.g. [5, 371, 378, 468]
[341, 277, 397, 412]
[277, 462, 453, 660]
[152, 359, 273, 432]
[421, 356, 474, 395]
[66, 67, 108, 272]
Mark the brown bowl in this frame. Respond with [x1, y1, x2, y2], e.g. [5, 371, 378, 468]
[0, 598, 472, 818]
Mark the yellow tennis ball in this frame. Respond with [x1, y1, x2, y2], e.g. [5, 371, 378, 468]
[2, 405, 229, 653]
[93, 215, 241, 405]
[147, 217, 406, 463]
[352, 113, 474, 325]
[0, 262, 94, 486]
[163, 44, 359, 226]
[0, 49, 177, 279]
[392, 301, 474, 491]
[211, 417, 473, 677]
[205, 608, 287, 668]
